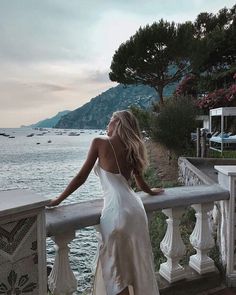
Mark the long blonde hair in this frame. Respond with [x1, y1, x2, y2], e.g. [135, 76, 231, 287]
[112, 110, 148, 174]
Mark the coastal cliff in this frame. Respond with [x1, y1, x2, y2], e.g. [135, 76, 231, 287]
[55, 83, 174, 129]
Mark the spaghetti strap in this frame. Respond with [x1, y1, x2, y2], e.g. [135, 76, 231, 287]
[108, 138, 121, 174]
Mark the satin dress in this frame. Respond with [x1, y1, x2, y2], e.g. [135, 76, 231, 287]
[92, 140, 159, 295]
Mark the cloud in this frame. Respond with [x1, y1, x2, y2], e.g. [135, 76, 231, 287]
[0, 59, 115, 127]
[0, 1, 101, 64]
[1, 0, 234, 65]
[75, 70, 110, 84]
[0, 0, 235, 127]
[35, 83, 69, 92]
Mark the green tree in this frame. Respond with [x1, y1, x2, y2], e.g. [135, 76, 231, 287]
[192, 5, 236, 90]
[151, 97, 197, 153]
[109, 20, 194, 106]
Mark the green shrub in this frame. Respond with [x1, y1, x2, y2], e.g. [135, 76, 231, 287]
[151, 96, 197, 154]
[150, 211, 167, 270]
[209, 149, 236, 158]
[129, 105, 152, 134]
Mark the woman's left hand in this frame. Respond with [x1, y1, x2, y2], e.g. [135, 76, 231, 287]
[149, 188, 164, 195]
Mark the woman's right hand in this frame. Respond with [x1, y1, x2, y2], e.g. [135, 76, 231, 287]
[47, 197, 61, 207]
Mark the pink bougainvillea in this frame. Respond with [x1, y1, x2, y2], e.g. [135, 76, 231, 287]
[196, 84, 236, 110]
[175, 74, 197, 97]
[175, 72, 236, 110]
[196, 73, 236, 110]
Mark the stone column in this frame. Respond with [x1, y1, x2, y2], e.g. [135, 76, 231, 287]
[159, 207, 186, 283]
[0, 189, 50, 295]
[215, 165, 236, 287]
[189, 202, 215, 274]
[48, 231, 77, 295]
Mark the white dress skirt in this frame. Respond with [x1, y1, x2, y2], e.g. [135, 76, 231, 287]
[92, 142, 159, 295]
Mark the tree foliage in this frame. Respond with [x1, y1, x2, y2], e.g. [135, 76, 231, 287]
[178, 4, 236, 111]
[108, 4, 236, 154]
[129, 105, 152, 134]
[151, 97, 197, 153]
[109, 20, 194, 105]
[192, 5, 236, 80]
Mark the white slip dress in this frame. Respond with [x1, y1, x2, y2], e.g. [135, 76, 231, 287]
[92, 139, 159, 295]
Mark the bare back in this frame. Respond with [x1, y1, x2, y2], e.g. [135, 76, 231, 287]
[97, 137, 133, 181]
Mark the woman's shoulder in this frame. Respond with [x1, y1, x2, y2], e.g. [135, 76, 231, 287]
[90, 137, 111, 155]
[91, 136, 109, 146]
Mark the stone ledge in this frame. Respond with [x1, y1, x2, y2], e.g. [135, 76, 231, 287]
[0, 189, 51, 219]
[158, 266, 221, 295]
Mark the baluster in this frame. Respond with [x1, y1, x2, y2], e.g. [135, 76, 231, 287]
[48, 231, 77, 295]
[159, 207, 186, 283]
[189, 203, 215, 274]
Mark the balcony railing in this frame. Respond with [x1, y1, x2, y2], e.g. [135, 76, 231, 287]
[1, 163, 236, 295]
[45, 184, 229, 294]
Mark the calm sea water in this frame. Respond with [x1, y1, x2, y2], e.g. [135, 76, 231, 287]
[0, 127, 105, 294]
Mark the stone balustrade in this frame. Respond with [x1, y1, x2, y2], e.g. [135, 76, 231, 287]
[1, 164, 236, 295]
[45, 184, 229, 294]
[179, 159, 236, 285]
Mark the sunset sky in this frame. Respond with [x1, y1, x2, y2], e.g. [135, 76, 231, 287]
[0, 0, 235, 127]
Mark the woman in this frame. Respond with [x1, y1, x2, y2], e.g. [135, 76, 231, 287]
[49, 110, 163, 295]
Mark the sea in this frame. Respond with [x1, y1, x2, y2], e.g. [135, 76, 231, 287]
[0, 127, 105, 294]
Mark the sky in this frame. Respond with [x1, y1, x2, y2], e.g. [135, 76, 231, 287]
[0, 0, 235, 127]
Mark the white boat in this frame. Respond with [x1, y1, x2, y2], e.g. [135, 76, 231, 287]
[68, 132, 80, 136]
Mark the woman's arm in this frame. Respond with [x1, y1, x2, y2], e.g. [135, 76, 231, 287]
[48, 138, 100, 206]
[134, 173, 164, 196]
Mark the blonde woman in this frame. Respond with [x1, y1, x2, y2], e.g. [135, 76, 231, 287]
[49, 110, 163, 295]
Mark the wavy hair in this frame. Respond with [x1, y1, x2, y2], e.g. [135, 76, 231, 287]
[112, 110, 148, 174]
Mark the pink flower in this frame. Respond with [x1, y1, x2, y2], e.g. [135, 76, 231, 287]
[196, 84, 236, 110]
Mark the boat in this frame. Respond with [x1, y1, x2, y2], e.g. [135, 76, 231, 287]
[0, 133, 10, 137]
[99, 131, 106, 135]
[68, 132, 80, 136]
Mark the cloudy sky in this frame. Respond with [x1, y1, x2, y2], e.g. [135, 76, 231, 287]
[0, 0, 235, 127]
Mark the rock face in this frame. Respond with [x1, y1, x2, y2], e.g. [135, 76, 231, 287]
[29, 110, 71, 128]
[55, 83, 174, 129]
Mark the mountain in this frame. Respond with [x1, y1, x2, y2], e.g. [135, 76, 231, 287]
[29, 110, 71, 128]
[55, 84, 175, 129]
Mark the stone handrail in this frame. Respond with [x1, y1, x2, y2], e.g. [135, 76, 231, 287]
[46, 184, 228, 237]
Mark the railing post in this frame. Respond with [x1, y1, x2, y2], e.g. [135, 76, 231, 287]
[0, 190, 50, 295]
[215, 166, 236, 287]
[48, 231, 77, 295]
[159, 207, 186, 283]
[189, 202, 215, 274]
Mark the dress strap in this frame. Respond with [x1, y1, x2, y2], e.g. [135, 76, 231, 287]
[108, 138, 121, 174]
